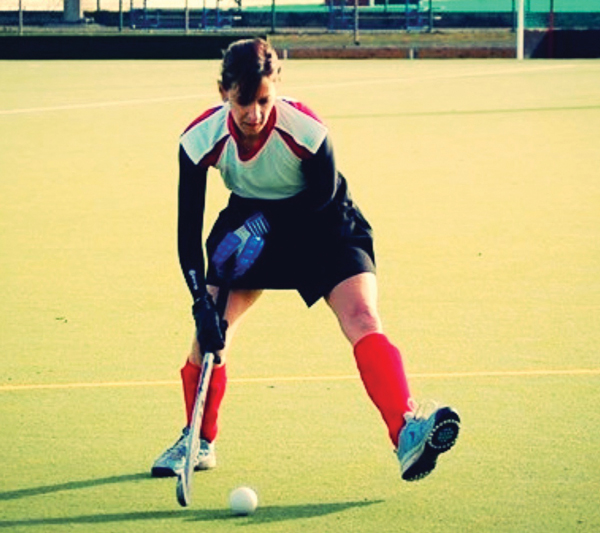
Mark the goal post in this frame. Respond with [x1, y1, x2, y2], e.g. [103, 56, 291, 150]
[516, 0, 525, 59]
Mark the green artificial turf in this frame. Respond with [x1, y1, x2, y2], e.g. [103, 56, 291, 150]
[1, 58, 599, 532]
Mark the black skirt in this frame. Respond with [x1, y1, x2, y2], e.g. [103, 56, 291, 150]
[205, 174, 376, 307]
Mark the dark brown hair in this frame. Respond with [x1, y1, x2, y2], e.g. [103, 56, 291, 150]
[219, 38, 280, 106]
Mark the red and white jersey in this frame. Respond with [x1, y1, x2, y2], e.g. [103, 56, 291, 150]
[180, 98, 328, 200]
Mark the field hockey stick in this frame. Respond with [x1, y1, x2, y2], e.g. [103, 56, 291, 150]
[176, 259, 234, 508]
[176, 212, 269, 507]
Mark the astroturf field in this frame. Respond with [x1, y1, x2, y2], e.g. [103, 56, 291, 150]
[1, 58, 599, 532]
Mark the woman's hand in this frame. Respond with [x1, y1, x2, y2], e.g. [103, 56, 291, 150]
[192, 293, 228, 353]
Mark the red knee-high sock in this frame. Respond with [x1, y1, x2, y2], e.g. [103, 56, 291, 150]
[353, 333, 411, 448]
[200, 364, 227, 443]
[180, 360, 227, 443]
[181, 360, 201, 426]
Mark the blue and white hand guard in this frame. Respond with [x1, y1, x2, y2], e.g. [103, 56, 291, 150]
[212, 212, 270, 279]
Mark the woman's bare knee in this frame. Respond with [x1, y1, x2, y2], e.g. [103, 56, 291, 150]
[326, 273, 383, 345]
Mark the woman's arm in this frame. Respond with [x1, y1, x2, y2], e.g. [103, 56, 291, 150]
[300, 134, 341, 211]
[177, 145, 208, 301]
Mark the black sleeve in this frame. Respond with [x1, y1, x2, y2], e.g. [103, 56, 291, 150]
[300, 134, 341, 211]
[178, 145, 208, 301]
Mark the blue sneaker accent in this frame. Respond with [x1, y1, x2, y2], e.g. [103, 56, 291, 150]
[397, 403, 460, 481]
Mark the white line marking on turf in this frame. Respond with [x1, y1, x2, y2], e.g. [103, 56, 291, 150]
[0, 64, 574, 116]
[301, 64, 575, 92]
[1, 368, 599, 392]
[0, 93, 208, 116]
[0, 380, 180, 392]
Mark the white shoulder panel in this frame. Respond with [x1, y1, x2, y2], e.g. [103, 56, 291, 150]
[275, 99, 328, 155]
[180, 104, 230, 165]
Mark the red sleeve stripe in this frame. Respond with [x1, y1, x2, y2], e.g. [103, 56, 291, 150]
[183, 105, 223, 134]
[199, 135, 229, 168]
[281, 99, 323, 124]
[275, 127, 313, 160]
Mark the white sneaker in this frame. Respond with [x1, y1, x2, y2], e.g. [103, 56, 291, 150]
[151, 427, 216, 478]
[196, 438, 217, 470]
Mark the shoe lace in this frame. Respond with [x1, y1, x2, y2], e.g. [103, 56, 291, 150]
[198, 439, 214, 457]
[404, 399, 439, 423]
[164, 429, 189, 460]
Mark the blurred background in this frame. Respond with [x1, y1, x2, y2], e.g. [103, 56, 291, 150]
[2, 0, 599, 37]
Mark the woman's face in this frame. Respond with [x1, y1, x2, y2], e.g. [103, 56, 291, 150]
[220, 76, 277, 140]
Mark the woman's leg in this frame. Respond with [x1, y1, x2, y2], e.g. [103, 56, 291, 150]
[182, 288, 262, 442]
[326, 273, 411, 447]
[325, 272, 382, 345]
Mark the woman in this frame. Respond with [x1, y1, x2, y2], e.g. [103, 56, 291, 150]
[151, 38, 460, 482]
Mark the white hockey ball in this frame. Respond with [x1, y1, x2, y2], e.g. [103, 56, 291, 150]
[229, 486, 258, 516]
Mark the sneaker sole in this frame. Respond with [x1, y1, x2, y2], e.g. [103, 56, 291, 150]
[402, 407, 461, 482]
[151, 460, 216, 478]
[151, 466, 179, 478]
[195, 459, 217, 471]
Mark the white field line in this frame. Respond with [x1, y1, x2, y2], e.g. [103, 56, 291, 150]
[301, 63, 575, 92]
[0, 64, 574, 116]
[0, 93, 209, 116]
[1, 367, 599, 393]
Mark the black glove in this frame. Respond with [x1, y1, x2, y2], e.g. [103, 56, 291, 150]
[192, 293, 228, 354]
